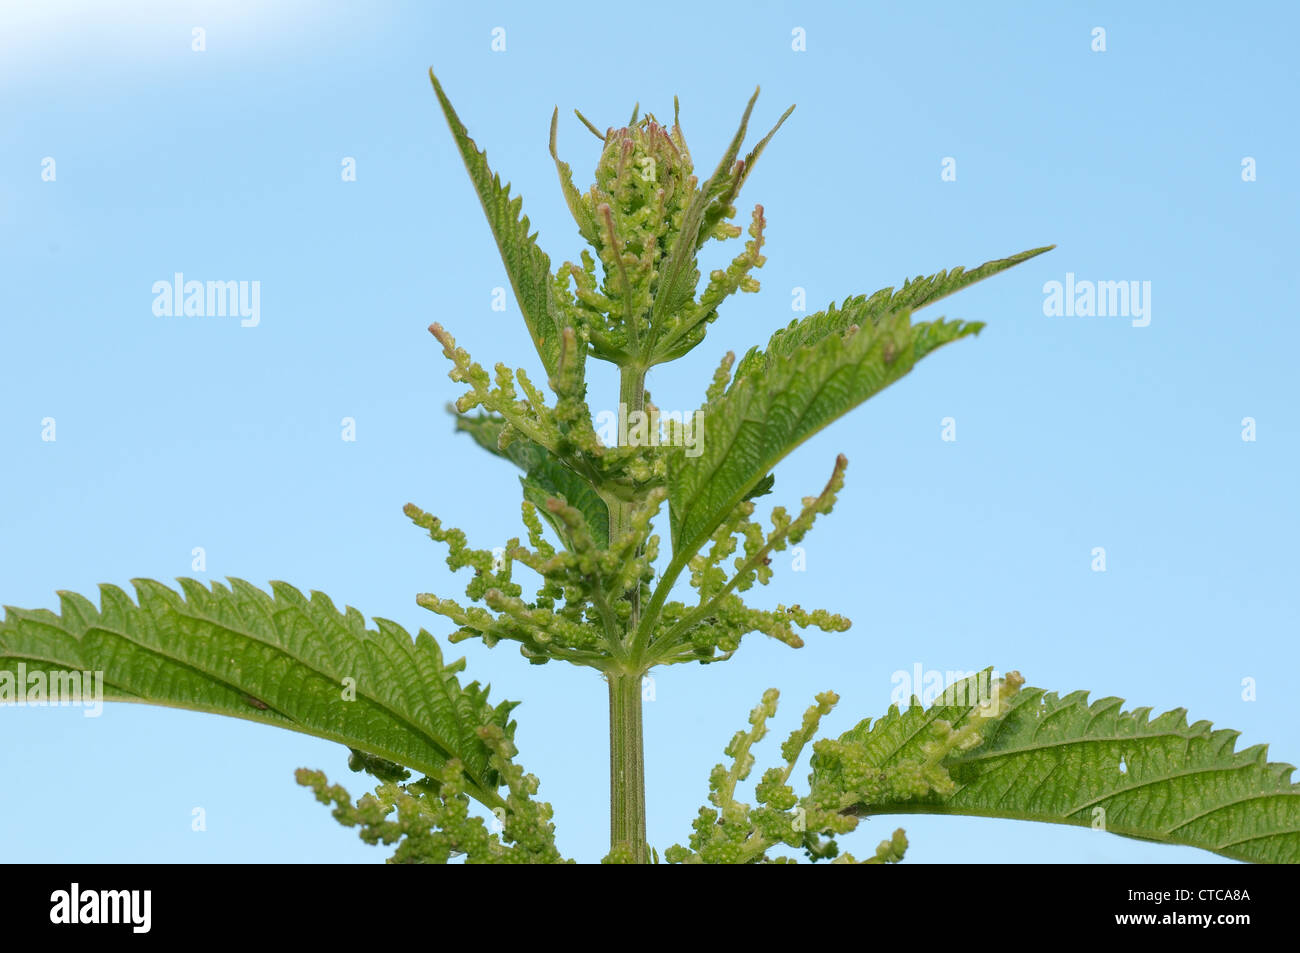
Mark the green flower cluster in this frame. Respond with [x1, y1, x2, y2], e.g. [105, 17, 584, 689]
[297, 724, 568, 864]
[404, 486, 662, 668]
[647, 454, 852, 665]
[407, 91, 849, 671]
[552, 95, 788, 368]
[667, 671, 1025, 863]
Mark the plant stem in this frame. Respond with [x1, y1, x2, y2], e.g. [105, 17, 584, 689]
[607, 365, 649, 862]
[612, 365, 646, 644]
[607, 671, 647, 861]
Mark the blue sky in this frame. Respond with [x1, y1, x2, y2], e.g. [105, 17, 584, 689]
[2, 1, 1296, 863]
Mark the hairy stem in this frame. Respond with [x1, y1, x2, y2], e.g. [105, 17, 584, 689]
[607, 366, 649, 862]
[607, 671, 648, 862]
[612, 366, 646, 644]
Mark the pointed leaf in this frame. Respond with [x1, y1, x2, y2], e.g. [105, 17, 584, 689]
[668, 309, 979, 556]
[430, 70, 563, 376]
[695, 103, 794, 251]
[733, 247, 1052, 385]
[826, 674, 1300, 864]
[0, 579, 516, 807]
[550, 108, 599, 245]
[648, 90, 760, 348]
[455, 413, 608, 547]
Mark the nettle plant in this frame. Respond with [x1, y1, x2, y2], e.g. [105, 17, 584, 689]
[5, 72, 1298, 865]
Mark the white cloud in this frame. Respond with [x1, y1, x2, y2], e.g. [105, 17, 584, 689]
[0, 0, 316, 76]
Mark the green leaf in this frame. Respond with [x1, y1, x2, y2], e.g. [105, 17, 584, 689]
[741, 473, 775, 502]
[0, 578, 516, 808]
[827, 675, 1300, 864]
[695, 101, 794, 254]
[648, 90, 789, 358]
[732, 246, 1053, 384]
[645, 94, 753, 345]
[668, 308, 979, 558]
[454, 413, 609, 547]
[665, 248, 1050, 564]
[430, 69, 563, 377]
[550, 108, 599, 246]
[520, 472, 609, 550]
